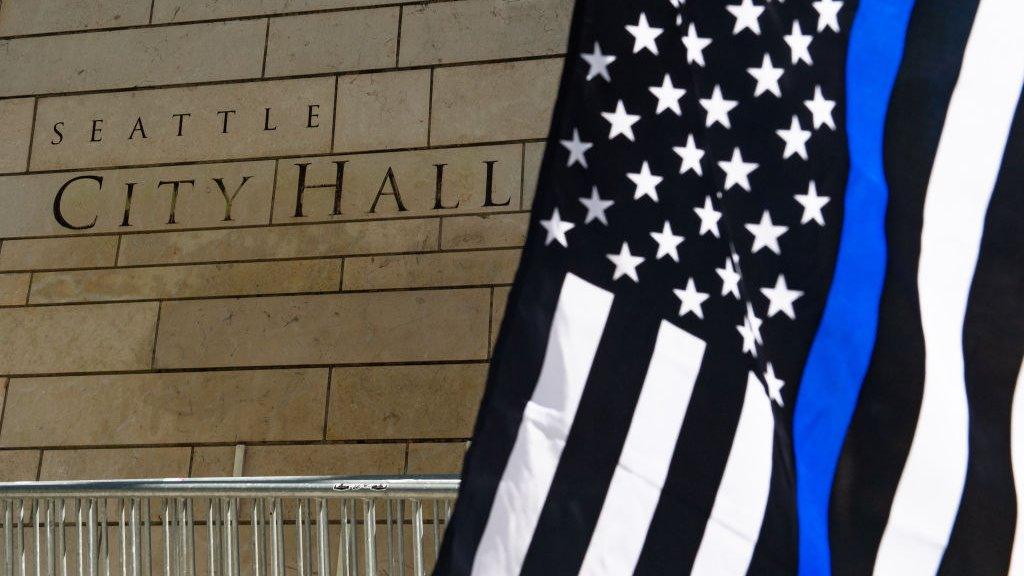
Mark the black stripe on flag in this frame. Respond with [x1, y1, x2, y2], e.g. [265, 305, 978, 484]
[517, 301, 661, 575]
[937, 90, 1024, 576]
[829, 0, 980, 572]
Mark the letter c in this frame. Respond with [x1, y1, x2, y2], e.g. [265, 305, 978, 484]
[53, 175, 101, 230]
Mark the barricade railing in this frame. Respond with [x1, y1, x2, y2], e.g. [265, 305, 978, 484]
[0, 476, 459, 576]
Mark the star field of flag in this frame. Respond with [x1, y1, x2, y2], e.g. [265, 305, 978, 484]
[435, 0, 1024, 574]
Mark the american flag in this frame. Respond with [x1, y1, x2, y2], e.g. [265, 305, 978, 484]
[434, 0, 1024, 574]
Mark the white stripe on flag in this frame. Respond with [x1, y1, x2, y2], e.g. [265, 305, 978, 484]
[873, 0, 1024, 572]
[578, 320, 707, 576]
[470, 272, 613, 576]
[690, 372, 774, 576]
[1006, 359, 1024, 575]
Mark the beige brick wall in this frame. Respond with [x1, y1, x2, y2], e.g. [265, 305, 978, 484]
[0, 0, 566, 480]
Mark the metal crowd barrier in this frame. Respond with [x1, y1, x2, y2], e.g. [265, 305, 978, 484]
[0, 476, 459, 576]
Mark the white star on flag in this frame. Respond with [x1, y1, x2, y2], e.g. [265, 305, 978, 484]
[812, 0, 843, 32]
[580, 42, 616, 81]
[673, 134, 705, 175]
[718, 147, 759, 191]
[726, 0, 765, 35]
[628, 161, 663, 202]
[760, 274, 804, 319]
[784, 20, 814, 65]
[559, 128, 593, 168]
[602, 100, 641, 141]
[626, 12, 663, 55]
[694, 195, 723, 238]
[674, 278, 710, 319]
[805, 86, 837, 130]
[737, 316, 759, 356]
[540, 208, 575, 247]
[794, 180, 831, 225]
[716, 256, 742, 299]
[699, 85, 738, 128]
[745, 210, 789, 254]
[747, 53, 784, 97]
[579, 187, 614, 225]
[764, 363, 786, 406]
[649, 73, 686, 115]
[681, 23, 712, 67]
[607, 242, 645, 282]
[776, 115, 812, 160]
[650, 221, 685, 261]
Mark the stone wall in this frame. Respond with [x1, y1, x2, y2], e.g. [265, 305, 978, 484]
[0, 0, 570, 480]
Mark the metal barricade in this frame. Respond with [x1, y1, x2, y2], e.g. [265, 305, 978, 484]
[0, 476, 459, 576]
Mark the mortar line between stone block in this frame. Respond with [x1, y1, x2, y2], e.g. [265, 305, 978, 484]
[519, 143, 526, 209]
[187, 446, 195, 477]
[0, 1, 452, 42]
[0, 378, 9, 448]
[0, 54, 566, 102]
[149, 300, 163, 369]
[34, 450, 43, 481]
[394, 6, 404, 68]
[403, 443, 410, 475]
[22, 271, 33, 305]
[260, 18, 271, 78]
[268, 158, 280, 224]
[23, 97, 38, 172]
[113, 234, 123, 266]
[337, 258, 346, 291]
[487, 287, 494, 358]
[321, 369, 333, 440]
[426, 68, 435, 146]
[0, 437, 475, 453]
[0, 358, 492, 381]
[1, 244, 524, 277]
[329, 76, 339, 153]
[148, 0, 156, 25]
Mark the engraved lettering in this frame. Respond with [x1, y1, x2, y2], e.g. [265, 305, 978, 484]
[157, 179, 195, 225]
[432, 163, 459, 210]
[481, 160, 509, 207]
[369, 167, 408, 213]
[90, 119, 103, 142]
[212, 175, 253, 222]
[128, 117, 148, 140]
[171, 113, 191, 137]
[53, 175, 101, 230]
[293, 161, 346, 218]
[120, 181, 137, 227]
[217, 110, 236, 134]
[51, 121, 64, 145]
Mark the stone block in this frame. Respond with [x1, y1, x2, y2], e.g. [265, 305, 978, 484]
[1, 369, 328, 446]
[0, 236, 118, 271]
[118, 218, 438, 265]
[440, 213, 528, 250]
[334, 70, 430, 152]
[327, 364, 486, 439]
[342, 250, 520, 290]
[0, 301, 158, 374]
[30, 259, 341, 304]
[430, 59, 562, 145]
[0, 20, 266, 97]
[399, 0, 572, 66]
[154, 288, 490, 369]
[265, 8, 399, 76]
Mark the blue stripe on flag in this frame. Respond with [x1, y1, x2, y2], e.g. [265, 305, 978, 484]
[792, 1, 916, 574]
